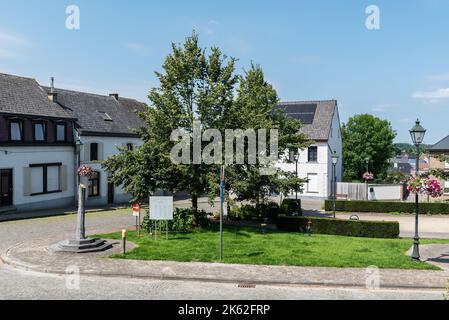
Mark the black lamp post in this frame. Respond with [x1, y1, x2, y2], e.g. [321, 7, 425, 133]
[365, 156, 370, 200]
[331, 151, 339, 219]
[409, 119, 426, 262]
[75, 137, 83, 184]
[290, 148, 300, 214]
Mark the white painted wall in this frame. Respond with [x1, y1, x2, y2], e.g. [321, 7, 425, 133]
[0, 146, 75, 211]
[368, 184, 402, 201]
[79, 135, 142, 206]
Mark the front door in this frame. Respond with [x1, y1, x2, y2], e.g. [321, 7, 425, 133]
[107, 181, 114, 204]
[0, 169, 13, 207]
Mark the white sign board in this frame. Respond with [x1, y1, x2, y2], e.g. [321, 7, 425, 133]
[149, 196, 173, 220]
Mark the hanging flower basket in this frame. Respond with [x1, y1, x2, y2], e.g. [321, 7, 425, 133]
[405, 176, 443, 198]
[77, 165, 94, 178]
[363, 172, 374, 182]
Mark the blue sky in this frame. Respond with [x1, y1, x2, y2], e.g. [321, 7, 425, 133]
[0, 0, 448, 143]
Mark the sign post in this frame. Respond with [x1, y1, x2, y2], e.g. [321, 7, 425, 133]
[149, 196, 173, 241]
[219, 166, 225, 260]
[132, 203, 140, 236]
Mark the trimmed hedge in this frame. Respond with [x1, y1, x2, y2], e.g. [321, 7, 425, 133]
[325, 200, 449, 215]
[277, 215, 400, 239]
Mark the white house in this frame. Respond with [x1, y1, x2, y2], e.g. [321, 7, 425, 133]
[43, 87, 146, 207]
[277, 100, 343, 199]
[0, 72, 146, 213]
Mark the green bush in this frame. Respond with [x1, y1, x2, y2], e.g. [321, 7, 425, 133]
[140, 208, 210, 233]
[277, 215, 400, 239]
[325, 200, 449, 215]
[229, 202, 280, 221]
[279, 199, 302, 216]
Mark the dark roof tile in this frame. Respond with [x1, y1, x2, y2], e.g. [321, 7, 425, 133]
[0, 73, 75, 119]
[42, 87, 147, 137]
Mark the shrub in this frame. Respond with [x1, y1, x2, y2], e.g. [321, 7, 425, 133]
[279, 199, 302, 216]
[325, 200, 449, 215]
[229, 202, 280, 221]
[140, 208, 210, 233]
[277, 215, 400, 239]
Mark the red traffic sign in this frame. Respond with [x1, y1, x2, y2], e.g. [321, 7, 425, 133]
[132, 204, 140, 216]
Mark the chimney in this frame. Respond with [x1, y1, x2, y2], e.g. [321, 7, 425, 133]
[48, 77, 58, 102]
[109, 93, 119, 100]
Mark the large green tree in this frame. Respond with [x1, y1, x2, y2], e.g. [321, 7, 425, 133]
[222, 64, 308, 212]
[103, 32, 307, 221]
[341, 114, 396, 181]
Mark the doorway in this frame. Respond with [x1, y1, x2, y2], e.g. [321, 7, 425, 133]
[0, 169, 13, 207]
[107, 181, 114, 204]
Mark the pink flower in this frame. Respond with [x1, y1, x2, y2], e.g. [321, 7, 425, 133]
[363, 172, 374, 181]
[406, 176, 443, 198]
[77, 165, 94, 178]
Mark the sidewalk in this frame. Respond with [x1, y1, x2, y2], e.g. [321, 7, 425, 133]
[2, 237, 449, 290]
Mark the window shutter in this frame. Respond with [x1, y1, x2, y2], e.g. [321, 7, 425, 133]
[83, 143, 90, 162]
[60, 165, 68, 191]
[98, 142, 104, 161]
[23, 167, 31, 196]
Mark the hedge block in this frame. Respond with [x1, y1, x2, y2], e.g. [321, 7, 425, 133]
[277, 215, 400, 239]
[324, 200, 449, 215]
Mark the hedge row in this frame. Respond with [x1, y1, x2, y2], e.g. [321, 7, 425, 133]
[277, 216, 400, 239]
[325, 200, 449, 215]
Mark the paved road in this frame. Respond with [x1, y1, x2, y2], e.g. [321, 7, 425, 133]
[0, 208, 447, 300]
[0, 264, 444, 300]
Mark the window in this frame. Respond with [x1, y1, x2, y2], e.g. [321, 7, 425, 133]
[98, 111, 113, 121]
[56, 123, 66, 142]
[9, 121, 23, 141]
[90, 143, 98, 161]
[29, 163, 61, 195]
[308, 146, 318, 162]
[33, 122, 46, 142]
[126, 143, 134, 151]
[88, 171, 100, 197]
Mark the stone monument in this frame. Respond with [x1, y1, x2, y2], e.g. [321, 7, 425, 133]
[57, 184, 111, 253]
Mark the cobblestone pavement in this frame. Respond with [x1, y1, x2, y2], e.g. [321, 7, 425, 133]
[0, 208, 448, 300]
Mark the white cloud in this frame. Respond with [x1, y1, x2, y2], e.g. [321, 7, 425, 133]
[412, 88, 449, 103]
[0, 30, 31, 60]
[0, 31, 30, 46]
[290, 57, 320, 65]
[0, 48, 14, 59]
[371, 103, 396, 112]
[124, 43, 152, 56]
[425, 73, 449, 82]
[398, 118, 412, 124]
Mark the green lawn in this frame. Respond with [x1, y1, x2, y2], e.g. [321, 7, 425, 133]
[95, 225, 448, 270]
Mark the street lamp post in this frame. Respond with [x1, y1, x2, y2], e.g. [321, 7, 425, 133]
[290, 148, 300, 215]
[331, 151, 339, 219]
[409, 119, 426, 262]
[365, 156, 370, 200]
[75, 137, 83, 186]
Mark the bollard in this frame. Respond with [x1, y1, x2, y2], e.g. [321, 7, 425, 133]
[122, 229, 127, 255]
[305, 219, 313, 236]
